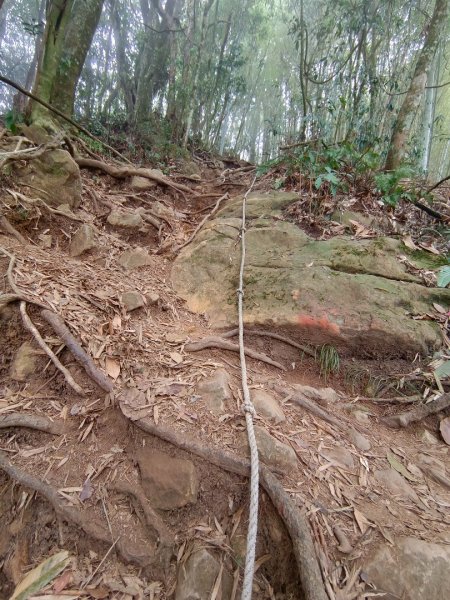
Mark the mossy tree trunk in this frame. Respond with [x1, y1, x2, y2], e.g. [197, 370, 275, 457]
[30, 0, 104, 125]
[384, 0, 449, 171]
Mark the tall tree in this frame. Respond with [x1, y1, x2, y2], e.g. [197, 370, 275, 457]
[30, 0, 104, 124]
[384, 0, 449, 171]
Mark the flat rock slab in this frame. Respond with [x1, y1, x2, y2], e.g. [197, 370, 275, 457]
[107, 210, 143, 228]
[11, 342, 38, 382]
[172, 191, 449, 357]
[364, 537, 450, 600]
[118, 248, 152, 270]
[137, 448, 199, 510]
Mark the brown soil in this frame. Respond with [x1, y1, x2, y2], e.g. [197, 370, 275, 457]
[0, 143, 449, 600]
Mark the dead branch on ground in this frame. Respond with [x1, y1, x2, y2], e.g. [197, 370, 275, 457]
[119, 400, 327, 600]
[41, 309, 113, 393]
[20, 302, 85, 395]
[185, 336, 286, 370]
[382, 393, 450, 428]
[0, 412, 63, 435]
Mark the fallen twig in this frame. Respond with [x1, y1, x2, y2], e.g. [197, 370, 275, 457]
[41, 309, 113, 393]
[119, 399, 327, 600]
[19, 301, 85, 395]
[175, 192, 228, 252]
[185, 336, 286, 370]
[382, 393, 450, 428]
[0, 412, 63, 435]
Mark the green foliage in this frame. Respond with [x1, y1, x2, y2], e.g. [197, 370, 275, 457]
[4, 110, 22, 134]
[319, 344, 340, 381]
[373, 166, 416, 206]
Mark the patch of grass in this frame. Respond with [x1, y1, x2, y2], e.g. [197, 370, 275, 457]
[319, 344, 340, 381]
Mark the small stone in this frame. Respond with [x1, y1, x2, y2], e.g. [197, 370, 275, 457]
[69, 224, 96, 257]
[147, 292, 160, 305]
[322, 446, 354, 469]
[251, 389, 285, 423]
[38, 233, 52, 249]
[253, 426, 297, 471]
[348, 428, 371, 451]
[118, 248, 152, 270]
[11, 342, 38, 381]
[293, 383, 340, 405]
[121, 291, 145, 312]
[175, 547, 233, 600]
[421, 429, 439, 445]
[374, 468, 419, 502]
[364, 537, 450, 600]
[107, 210, 143, 228]
[197, 369, 231, 415]
[130, 175, 157, 190]
[137, 448, 198, 510]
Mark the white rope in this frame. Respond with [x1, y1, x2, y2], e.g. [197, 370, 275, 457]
[238, 176, 259, 600]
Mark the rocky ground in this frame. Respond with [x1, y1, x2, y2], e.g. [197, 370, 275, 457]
[0, 128, 449, 600]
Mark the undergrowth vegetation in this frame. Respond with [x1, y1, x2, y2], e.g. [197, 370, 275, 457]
[257, 141, 430, 207]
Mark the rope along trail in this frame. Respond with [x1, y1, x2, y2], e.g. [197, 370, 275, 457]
[238, 176, 259, 600]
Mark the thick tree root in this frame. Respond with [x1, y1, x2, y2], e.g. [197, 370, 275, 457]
[185, 336, 286, 370]
[19, 301, 85, 395]
[222, 327, 316, 358]
[76, 157, 194, 197]
[119, 400, 327, 600]
[382, 392, 450, 428]
[0, 412, 63, 435]
[0, 451, 165, 569]
[108, 480, 174, 557]
[0, 215, 28, 245]
[41, 309, 113, 393]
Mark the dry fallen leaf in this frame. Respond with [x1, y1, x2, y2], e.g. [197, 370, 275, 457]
[440, 416, 450, 445]
[105, 357, 121, 379]
[402, 235, 417, 250]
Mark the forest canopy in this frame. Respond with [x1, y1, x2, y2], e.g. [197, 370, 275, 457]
[0, 0, 449, 181]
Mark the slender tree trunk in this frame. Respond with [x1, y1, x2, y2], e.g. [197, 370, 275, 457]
[384, 0, 449, 170]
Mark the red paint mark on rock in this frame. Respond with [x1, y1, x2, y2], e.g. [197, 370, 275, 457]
[296, 314, 340, 335]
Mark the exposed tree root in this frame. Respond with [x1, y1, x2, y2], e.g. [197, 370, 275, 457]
[0, 139, 60, 171]
[119, 400, 327, 600]
[75, 157, 195, 198]
[185, 336, 286, 370]
[0, 215, 28, 245]
[108, 480, 174, 555]
[174, 192, 228, 252]
[7, 189, 84, 222]
[0, 452, 159, 568]
[19, 301, 85, 396]
[0, 412, 63, 435]
[0, 247, 48, 309]
[222, 328, 316, 358]
[382, 392, 450, 428]
[41, 309, 113, 393]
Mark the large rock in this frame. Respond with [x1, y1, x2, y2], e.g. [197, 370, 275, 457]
[172, 191, 449, 357]
[364, 537, 450, 600]
[176, 548, 232, 600]
[251, 389, 285, 423]
[137, 448, 199, 510]
[13, 149, 82, 208]
[11, 342, 37, 381]
[130, 176, 157, 191]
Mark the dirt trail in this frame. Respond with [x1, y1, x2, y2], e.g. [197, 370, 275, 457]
[0, 149, 449, 600]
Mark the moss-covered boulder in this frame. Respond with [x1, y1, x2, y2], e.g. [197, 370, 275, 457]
[172, 191, 450, 357]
